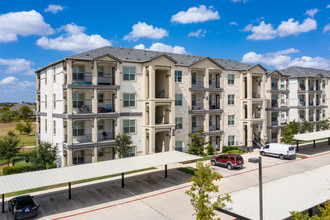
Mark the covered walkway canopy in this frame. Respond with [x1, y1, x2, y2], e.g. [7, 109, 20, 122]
[220, 165, 330, 220]
[0, 151, 201, 213]
[294, 130, 330, 152]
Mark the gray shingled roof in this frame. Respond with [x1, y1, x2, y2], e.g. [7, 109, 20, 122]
[68, 46, 255, 71]
[280, 66, 330, 78]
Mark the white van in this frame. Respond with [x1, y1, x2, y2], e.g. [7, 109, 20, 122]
[259, 143, 296, 159]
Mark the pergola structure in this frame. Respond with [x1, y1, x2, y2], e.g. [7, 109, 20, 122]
[294, 130, 330, 152]
[0, 151, 201, 213]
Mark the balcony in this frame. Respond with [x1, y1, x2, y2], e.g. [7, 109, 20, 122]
[73, 105, 92, 114]
[190, 80, 205, 92]
[191, 126, 203, 134]
[271, 101, 278, 108]
[271, 120, 278, 126]
[192, 102, 204, 110]
[98, 74, 115, 86]
[208, 83, 223, 92]
[298, 83, 306, 92]
[98, 104, 115, 113]
[309, 116, 314, 122]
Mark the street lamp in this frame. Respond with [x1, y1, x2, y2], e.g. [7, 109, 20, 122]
[248, 156, 263, 220]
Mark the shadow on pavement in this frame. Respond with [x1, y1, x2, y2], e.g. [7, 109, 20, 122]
[297, 140, 330, 155]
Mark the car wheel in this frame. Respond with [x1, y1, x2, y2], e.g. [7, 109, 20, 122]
[211, 160, 216, 166]
[261, 151, 266, 156]
[279, 154, 284, 160]
[227, 163, 233, 170]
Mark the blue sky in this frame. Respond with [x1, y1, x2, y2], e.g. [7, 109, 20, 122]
[0, 0, 329, 102]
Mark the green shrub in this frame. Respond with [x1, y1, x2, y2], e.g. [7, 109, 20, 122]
[10, 157, 22, 166]
[46, 162, 57, 169]
[3, 166, 22, 175]
[206, 145, 214, 155]
[222, 146, 238, 153]
[226, 149, 244, 155]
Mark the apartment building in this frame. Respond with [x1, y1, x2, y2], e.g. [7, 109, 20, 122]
[35, 46, 330, 167]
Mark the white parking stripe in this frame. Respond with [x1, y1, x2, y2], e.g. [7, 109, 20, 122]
[91, 188, 110, 203]
[62, 194, 83, 213]
[34, 199, 49, 220]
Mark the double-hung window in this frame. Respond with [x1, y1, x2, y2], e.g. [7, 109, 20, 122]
[73, 121, 84, 136]
[98, 120, 104, 130]
[123, 120, 135, 133]
[45, 95, 47, 109]
[228, 95, 235, 105]
[228, 115, 235, 125]
[191, 95, 197, 106]
[53, 94, 56, 108]
[98, 94, 104, 103]
[175, 141, 183, 152]
[175, 71, 182, 82]
[175, 94, 182, 106]
[228, 74, 235, 85]
[73, 94, 84, 108]
[53, 120, 56, 135]
[228, 135, 235, 146]
[123, 67, 135, 80]
[45, 119, 47, 133]
[175, 117, 183, 129]
[53, 67, 56, 83]
[123, 93, 135, 107]
[127, 146, 136, 157]
[98, 66, 104, 77]
[73, 66, 84, 80]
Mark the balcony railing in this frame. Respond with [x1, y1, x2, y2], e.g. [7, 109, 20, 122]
[191, 81, 204, 88]
[209, 83, 221, 89]
[299, 84, 306, 91]
[192, 126, 203, 133]
[192, 102, 204, 110]
[73, 105, 92, 114]
[299, 101, 306, 106]
[271, 101, 278, 108]
[209, 103, 220, 110]
[209, 126, 220, 131]
[98, 104, 115, 113]
[72, 133, 92, 144]
[98, 75, 115, 85]
[271, 120, 278, 126]
[97, 131, 115, 141]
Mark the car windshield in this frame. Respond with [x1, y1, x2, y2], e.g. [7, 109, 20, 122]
[236, 157, 243, 161]
[289, 147, 294, 151]
[16, 197, 34, 209]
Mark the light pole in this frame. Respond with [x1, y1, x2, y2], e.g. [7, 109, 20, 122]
[248, 156, 263, 220]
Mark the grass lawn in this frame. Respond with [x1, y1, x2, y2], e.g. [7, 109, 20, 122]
[0, 121, 36, 146]
[296, 154, 308, 159]
[4, 167, 157, 197]
[177, 167, 196, 175]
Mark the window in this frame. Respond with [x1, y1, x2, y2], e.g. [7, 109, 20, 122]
[175, 117, 182, 129]
[123, 120, 135, 133]
[175, 94, 182, 106]
[98, 94, 104, 103]
[216, 74, 220, 88]
[192, 116, 196, 129]
[175, 141, 183, 152]
[127, 146, 136, 157]
[45, 119, 47, 133]
[98, 66, 104, 77]
[45, 72, 47, 84]
[53, 67, 56, 82]
[192, 73, 196, 85]
[209, 115, 212, 127]
[53, 120, 56, 135]
[53, 94, 56, 108]
[191, 95, 196, 106]
[271, 130, 277, 139]
[323, 110, 326, 118]
[281, 112, 286, 119]
[73, 121, 84, 136]
[45, 95, 47, 109]
[73, 94, 84, 108]
[123, 93, 135, 107]
[228, 135, 235, 146]
[209, 73, 212, 85]
[123, 67, 135, 80]
[228, 115, 235, 125]
[271, 78, 278, 89]
[280, 79, 285, 89]
[98, 148, 104, 157]
[73, 66, 84, 80]
[281, 95, 286, 104]
[322, 95, 326, 104]
[228, 74, 235, 85]
[175, 70, 182, 82]
[98, 120, 104, 130]
[299, 110, 305, 120]
[209, 95, 212, 108]
[322, 80, 326, 89]
[228, 95, 235, 105]
[73, 150, 84, 165]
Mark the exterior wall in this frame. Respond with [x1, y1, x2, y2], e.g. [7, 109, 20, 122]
[223, 70, 240, 146]
[288, 78, 299, 122]
[174, 66, 190, 152]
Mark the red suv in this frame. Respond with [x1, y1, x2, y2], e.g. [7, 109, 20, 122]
[210, 154, 244, 170]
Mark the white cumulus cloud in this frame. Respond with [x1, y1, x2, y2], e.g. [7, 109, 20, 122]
[305, 8, 319, 17]
[44, 4, 65, 14]
[242, 48, 330, 70]
[123, 22, 168, 41]
[37, 23, 111, 52]
[188, 29, 206, 38]
[134, 43, 186, 54]
[0, 76, 18, 85]
[243, 17, 317, 40]
[0, 10, 54, 43]
[324, 24, 330, 32]
[327, 5, 330, 9]
[229, 21, 238, 26]
[0, 58, 34, 75]
[171, 5, 220, 24]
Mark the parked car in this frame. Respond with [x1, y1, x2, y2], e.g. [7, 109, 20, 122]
[8, 195, 39, 219]
[259, 143, 296, 159]
[210, 154, 244, 170]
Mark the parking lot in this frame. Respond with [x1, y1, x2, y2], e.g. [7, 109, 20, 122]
[1, 142, 330, 220]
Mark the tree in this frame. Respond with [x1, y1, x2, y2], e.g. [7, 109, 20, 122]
[23, 119, 32, 135]
[318, 119, 330, 131]
[290, 201, 330, 219]
[0, 133, 21, 165]
[16, 123, 25, 134]
[32, 142, 58, 169]
[0, 111, 12, 123]
[282, 120, 300, 144]
[13, 115, 21, 122]
[186, 162, 231, 220]
[188, 127, 207, 156]
[19, 106, 33, 120]
[300, 121, 314, 133]
[114, 134, 133, 158]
